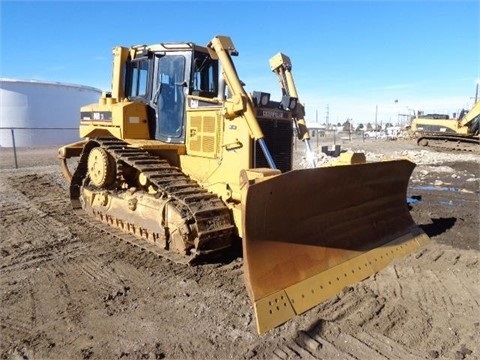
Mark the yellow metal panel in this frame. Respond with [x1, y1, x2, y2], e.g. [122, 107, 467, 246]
[365, 232, 424, 273]
[253, 290, 296, 334]
[80, 124, 121, 139]
[180, 155, 223, 182]
[269, 53, 292, 72]
[122, 102, 150, 139]
[253, 232, 429, 334]
[123, 139, 186, 153]
[285, 253, 373, 315]
[79, 100, 149, 140]
[415, 232, 431, 247]
[186, 111, 221, 158]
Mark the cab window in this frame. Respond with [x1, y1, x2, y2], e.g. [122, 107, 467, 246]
[192, 52, 218, 97]
[127, 58, 149, 98]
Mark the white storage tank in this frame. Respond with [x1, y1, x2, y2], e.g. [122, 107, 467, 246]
[0, 78, 102, 147]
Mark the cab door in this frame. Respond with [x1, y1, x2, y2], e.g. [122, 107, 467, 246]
[154, 54, 188, 143]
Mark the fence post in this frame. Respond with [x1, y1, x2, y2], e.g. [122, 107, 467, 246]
[11, 129, 18, 169]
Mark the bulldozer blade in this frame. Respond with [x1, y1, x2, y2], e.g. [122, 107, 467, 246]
[242, 159, 430, 334]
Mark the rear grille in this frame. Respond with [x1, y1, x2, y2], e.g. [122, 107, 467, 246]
[253, 119, 293, 173]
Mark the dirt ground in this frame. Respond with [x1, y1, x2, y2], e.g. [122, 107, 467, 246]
[0, 137, 479, 360]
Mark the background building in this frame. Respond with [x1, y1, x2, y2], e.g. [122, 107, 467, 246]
[0, 78, 102, 147]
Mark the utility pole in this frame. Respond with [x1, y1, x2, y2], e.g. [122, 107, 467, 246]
[325, 104, 329, 127]
[375, 105, 378, 130]
[469, 83, 478, 104]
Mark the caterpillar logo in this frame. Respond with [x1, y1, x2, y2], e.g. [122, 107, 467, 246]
[261, 110, 285, 119]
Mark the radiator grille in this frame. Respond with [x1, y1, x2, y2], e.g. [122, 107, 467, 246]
[253, 119, 293, 173]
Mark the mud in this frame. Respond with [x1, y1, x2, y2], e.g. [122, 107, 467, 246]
[1, 138, 479, 360]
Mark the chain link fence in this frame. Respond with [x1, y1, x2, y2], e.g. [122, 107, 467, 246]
[0, 127, 78, 169]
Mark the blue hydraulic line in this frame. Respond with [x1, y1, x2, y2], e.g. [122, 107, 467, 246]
[257, 138, 277, 169]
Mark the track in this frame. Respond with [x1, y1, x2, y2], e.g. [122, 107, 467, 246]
[417, 134, 480, 153]
[70, 138, 236, 264]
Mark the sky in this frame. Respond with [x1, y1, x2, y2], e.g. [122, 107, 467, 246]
[1, 0, 479, 126]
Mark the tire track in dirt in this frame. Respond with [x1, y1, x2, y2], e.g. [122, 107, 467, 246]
[1, 171, 85, 268]
[1, 277, 36, 346]
[0, 170, 126, 356]
[6, 171, 170, 308]
[352, 332, 426, 359]
[407, 247, 480, 358]
[1, 170, 259, 358]
[273, 327, 428, 360]
[72, 256, 128, 292]
[359, 247, 478, 359]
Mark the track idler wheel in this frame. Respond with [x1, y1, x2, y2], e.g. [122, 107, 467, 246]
[418, 138, 429, 147]
[87, 147, 117, 187]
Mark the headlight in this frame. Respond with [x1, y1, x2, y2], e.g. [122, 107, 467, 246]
[253, 91, 271, 107]
[281, 95, 297, 111]
[289, 98, 297, 110]
[261, 94, 270, 106]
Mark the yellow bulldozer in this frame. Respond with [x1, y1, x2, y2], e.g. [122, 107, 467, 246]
[58, 35, 429, 334]
[411, 100, 480, 151]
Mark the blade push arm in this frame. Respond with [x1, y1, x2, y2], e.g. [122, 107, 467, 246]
[270, 53, 316, 167]
[207, 36, 277, 169]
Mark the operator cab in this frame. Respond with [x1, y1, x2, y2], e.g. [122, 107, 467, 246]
[124, 44, 219, 144]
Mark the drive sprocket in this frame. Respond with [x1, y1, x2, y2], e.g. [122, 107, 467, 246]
[87, 146, 117, 187]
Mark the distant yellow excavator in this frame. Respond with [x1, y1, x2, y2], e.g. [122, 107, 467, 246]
[58, 35, 429, 334]
[411, 100, 480, 151]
